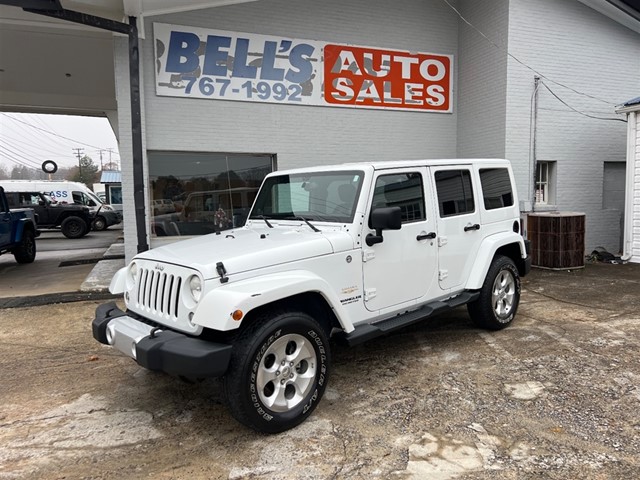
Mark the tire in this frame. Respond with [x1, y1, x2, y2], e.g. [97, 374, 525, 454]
[92, 215, 107, 231]
[13, 229, 36, 264]
[467, 255, 521, 330]
[223, 310, 331, 433]
[61, 216, 88, 239]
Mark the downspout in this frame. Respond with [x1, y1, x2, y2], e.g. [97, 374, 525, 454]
[529, 76, 541, 212]
[621, 110, 636, 261]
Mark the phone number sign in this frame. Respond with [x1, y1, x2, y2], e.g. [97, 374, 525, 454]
[154, 23, 452, 113]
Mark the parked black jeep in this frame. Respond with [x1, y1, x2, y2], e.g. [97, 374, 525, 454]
[4, 191, 94, 239]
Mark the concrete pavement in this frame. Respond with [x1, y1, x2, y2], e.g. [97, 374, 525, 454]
[0, 233, 124, 308]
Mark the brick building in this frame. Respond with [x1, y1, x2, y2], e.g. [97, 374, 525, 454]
[108, 0, 639, 260]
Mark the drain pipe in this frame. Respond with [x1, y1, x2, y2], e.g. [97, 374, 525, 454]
[529, 76, 541, 212]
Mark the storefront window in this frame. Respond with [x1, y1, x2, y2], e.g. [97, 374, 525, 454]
[148, 152, 274, 236]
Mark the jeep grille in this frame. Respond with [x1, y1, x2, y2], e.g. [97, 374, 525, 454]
[128, 261, 200, 334]
[136, 267, 182, 319]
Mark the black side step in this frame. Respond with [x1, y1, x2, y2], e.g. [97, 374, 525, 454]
[340, 291, 479, 347]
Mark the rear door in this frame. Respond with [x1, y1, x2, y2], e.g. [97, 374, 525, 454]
[431, 165, 483, 292]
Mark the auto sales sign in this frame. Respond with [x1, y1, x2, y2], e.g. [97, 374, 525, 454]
[154, 23, 452, 113]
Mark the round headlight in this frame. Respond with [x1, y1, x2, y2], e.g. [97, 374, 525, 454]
[188, 275, 202, 303]
[129, 262, 138, 280]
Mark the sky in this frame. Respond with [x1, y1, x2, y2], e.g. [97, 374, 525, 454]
[0, 112, 120, 173]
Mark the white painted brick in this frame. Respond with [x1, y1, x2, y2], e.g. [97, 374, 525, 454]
[114, 0, 640, 257]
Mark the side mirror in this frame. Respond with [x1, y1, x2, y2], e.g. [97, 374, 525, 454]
[366, 207, 402, 246]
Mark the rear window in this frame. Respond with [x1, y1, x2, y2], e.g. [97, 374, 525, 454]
[479, 168, 514, 210]
[434, 169, 475, 217]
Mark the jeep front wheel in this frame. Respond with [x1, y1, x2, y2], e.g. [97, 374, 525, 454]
[223, 311, 330, 433]
[468, 255, 521, 330]
[61, 216, 88, 239]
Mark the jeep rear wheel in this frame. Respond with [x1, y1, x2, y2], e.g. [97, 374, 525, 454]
[13, 229, 36, 264]
[61, 216, 88, 239]
[468, 255, 520, 330]
[223, 310, 330, 433]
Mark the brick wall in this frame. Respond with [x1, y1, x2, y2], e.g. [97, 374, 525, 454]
[457, 0, 509, 159]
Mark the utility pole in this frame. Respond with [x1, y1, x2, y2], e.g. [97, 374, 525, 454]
[73, 147, 84, 183]
[99, 149, 104, 170]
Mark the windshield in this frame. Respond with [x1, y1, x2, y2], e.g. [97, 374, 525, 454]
[250, 171, 364, 223]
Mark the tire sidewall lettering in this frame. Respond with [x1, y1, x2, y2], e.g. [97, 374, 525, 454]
[494, 264, 519, 324]
[249, 325, 327, 422]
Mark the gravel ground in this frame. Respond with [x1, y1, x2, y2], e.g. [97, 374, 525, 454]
[1, 262, 639, 479]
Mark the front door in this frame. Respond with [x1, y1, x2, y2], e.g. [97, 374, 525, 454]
[362, 168, 438, 312]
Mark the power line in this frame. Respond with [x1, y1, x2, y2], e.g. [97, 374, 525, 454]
[0, 143, 42, 168]
[1, 113, 104, 150]
[0, 120, 74, 156]
[1, 131, 69, 160]
[541, 81, 627, 123]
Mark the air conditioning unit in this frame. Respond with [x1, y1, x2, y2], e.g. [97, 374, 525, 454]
[527, 212, 585, 269]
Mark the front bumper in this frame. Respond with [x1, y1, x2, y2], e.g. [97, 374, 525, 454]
[101, 210, 121, 226]
[92, 302, 232, 378]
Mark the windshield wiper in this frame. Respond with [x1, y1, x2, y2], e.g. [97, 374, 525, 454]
[286, 215, 320, 233]
[257, 215, 274, 228]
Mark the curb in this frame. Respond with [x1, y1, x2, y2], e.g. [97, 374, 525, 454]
[0, 291, 119, 309]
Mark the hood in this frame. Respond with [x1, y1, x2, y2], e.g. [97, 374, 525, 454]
[135, 226, 353, 279]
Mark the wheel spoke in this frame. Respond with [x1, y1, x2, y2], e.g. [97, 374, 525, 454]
[288, 338, 314, 364]
[262, 380, 288, 409]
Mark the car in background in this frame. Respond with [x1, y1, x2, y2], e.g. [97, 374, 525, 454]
[0, 186, 39, 263]
[152, 199, 176, 215]
[1, 180, 121, 231]
[4, 190, 93, 239]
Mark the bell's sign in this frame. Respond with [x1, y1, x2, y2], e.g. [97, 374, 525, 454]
[154, 23, 452, 113]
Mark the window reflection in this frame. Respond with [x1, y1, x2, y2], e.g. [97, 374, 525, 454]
[148, 152, 274, 236]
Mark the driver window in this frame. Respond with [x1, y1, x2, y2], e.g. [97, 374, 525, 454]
[72, 191, 84, 205]
[371, 173, 426, 224]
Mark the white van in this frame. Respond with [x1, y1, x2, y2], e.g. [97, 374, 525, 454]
[0, 180, 121, 231]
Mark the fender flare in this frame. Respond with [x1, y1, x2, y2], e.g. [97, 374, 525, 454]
[465, 232, 527, 289]
[192, 270, 355, 333]
[13, 218, 27, 242]
[109, 266, 128, 294]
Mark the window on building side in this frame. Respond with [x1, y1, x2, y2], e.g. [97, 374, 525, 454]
[535, 161, 555, 205]
[148, 152, 274, 236]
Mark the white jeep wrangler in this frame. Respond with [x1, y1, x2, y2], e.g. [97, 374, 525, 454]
[93, 159, 530, 433]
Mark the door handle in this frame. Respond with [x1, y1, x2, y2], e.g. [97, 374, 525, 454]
[416, 232, 436, 241]
[464, 223, 480, 232]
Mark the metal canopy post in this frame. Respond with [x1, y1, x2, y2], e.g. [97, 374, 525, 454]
[18, 5, 149, 253]
[127, 15, 148, 253]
